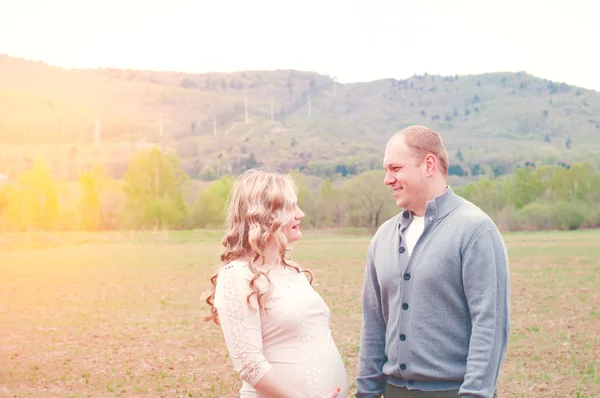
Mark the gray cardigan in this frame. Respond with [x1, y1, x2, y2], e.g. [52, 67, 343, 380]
[356, 187, 510, 397]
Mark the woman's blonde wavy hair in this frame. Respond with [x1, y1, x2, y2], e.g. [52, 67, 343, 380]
[204, 168, 313, 325]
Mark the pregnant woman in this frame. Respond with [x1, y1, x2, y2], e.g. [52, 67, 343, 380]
[204, 168, 348, 398]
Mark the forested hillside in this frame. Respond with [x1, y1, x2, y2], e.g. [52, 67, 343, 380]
[1, 54, 599, 184]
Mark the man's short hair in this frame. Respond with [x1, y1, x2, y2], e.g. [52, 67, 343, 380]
[398, 125, 449, 177]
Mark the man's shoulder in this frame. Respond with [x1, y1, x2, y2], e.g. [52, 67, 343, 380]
[449, 198, 505, 246]
[368, 213, 402, 248]
[375, 213, 402, 235]
[452, 197, 495, 226]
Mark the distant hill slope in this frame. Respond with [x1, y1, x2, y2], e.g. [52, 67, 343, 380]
[1, 54, 599, 181]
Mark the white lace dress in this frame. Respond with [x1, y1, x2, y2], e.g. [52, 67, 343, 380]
[213, 260, 349, 397]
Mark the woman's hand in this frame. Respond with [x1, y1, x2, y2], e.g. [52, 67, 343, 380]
[322, 387, 341, 398]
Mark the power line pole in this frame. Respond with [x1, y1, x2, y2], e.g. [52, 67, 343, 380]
[333, 76, 337, 96]
[94, 116, 101, 147]
[159, 113, 164, 137]
[60, 115, 66, 137]
[245, 96, 249, 124]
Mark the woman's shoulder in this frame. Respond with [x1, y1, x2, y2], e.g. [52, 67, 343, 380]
[219, 259, 251, 278]
[214, 261, 254, 297]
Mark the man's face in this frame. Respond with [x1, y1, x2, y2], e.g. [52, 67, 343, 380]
[383, 136, 427, 213]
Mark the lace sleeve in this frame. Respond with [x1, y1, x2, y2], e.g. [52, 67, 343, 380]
[213, 263, 273, 387]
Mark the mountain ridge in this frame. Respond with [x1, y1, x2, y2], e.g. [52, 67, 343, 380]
[1, 54, 599, 182]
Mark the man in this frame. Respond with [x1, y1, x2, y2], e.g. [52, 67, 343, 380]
[356, 125, 510, 398]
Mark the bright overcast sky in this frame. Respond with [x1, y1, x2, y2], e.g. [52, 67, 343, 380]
[1, 0, 599, 90]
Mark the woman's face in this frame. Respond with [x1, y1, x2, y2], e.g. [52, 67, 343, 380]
[281, 200, 305, 244]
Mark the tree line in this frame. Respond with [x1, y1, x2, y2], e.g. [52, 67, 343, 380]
[457, 163, 600, 231]
[0, 147, 598, 232]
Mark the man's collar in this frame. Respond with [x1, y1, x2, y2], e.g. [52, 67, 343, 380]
[398, 186, 463, 230]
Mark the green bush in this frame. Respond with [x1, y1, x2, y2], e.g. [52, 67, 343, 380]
[517, 202, 555, 230]
[554, 201, 587, 230]
[582, 207, 600, 229]
[517, 201, 588, 231]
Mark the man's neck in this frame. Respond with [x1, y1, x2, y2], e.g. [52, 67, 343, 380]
[429, 180, 448, 200]
[412, 182, 448, 216]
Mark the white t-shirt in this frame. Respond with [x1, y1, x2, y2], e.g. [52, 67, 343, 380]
[404, 215, 425, 257]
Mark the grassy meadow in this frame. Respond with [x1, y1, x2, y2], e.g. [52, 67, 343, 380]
[1, 229, 599, 397]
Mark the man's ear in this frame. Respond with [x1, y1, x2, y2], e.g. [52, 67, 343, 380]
[424, 154, 437, 176]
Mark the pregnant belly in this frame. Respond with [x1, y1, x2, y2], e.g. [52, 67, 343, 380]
[264, 340, 349, 398]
